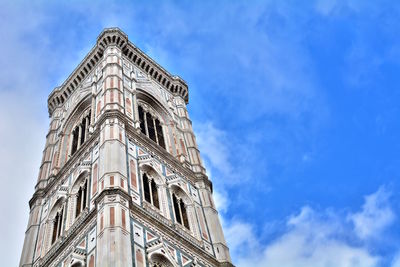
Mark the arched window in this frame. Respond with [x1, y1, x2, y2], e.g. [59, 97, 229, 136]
[70, 111, 91, 156]
[155, 119, 165, 149]
[138, 105, 146, 135]
[71, 128, 78, 155]
[143, 173, 151, 203]
[138, 104, 165, 149]
[151, 179, 159, 209]
[172, 193, 181, 224]
[146, 113, 156, 142]
[172, 193, 189, 230]
[75, 180, 88, 218]
[142, 173, 159, 209]
[180, 198, 189, 228]
[51, 207, 64, 244]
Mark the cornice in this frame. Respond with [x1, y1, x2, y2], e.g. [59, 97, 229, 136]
[47, 27, 189, 116]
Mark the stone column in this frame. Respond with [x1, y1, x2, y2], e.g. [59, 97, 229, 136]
[143, 111, 149, 137]
[68, 133, 74, 157]
[77, 123, 83, 150]
[85, 116, 90, 141]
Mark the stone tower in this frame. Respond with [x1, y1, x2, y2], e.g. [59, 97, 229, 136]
[19, 28, 233, 267]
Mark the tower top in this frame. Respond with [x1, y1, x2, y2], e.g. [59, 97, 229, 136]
[47, 27, 189, 116]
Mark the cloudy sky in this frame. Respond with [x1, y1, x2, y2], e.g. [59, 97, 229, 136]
[2, 0, 400, 266]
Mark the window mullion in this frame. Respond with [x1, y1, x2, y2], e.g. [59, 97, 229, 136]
[149, 179, 153, 205]
[178, 199, 184, 226]
[59, 207, 64, 237]
[56, 212, 61, 238]
[80, 187, 84, 212]
[83, 181, 87, 210]
[144, 112, 149, 137]
[85, 116, 89, 142]
[52, 218, 57, 244]
[77, 123, 83, 150]
[153, 118, 159, 145]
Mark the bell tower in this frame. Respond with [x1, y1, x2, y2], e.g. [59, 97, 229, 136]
[20, 28, 233, 267]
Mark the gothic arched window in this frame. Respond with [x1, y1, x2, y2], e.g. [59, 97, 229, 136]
[155, 118, 165, 149]
[147, 112, 156, 142]
[142, 173, 160, 209]
[151, 178, 159, 208]
[180, 198, 189, 228]
[138, 104, 166, 149]
[51, 207, 64, 244]
[172, 193, 189, 230]
[70, 111, 91, 156]
[75, 180, 88, 218]
[138, 105, 146, 135]
[172, 193, 181, 224]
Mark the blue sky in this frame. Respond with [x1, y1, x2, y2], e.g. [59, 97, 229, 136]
[2, 1, 400, 266]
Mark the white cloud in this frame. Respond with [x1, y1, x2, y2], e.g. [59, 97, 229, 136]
[224, 220, 260, 261]
[213, 189, 229, 214]
[194, 121, 264, 187]
[0, 93, 47, 266]
[315, 0, 341, 16]
[348, 186, 395, 240]
[194, 122, 234, 178]
[392, 252, 400, 267]
[0, 3, 51, 266]
[259, 207, 378, 267]
[223, 188, 396, 267]
[314, 0, 369, 16]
